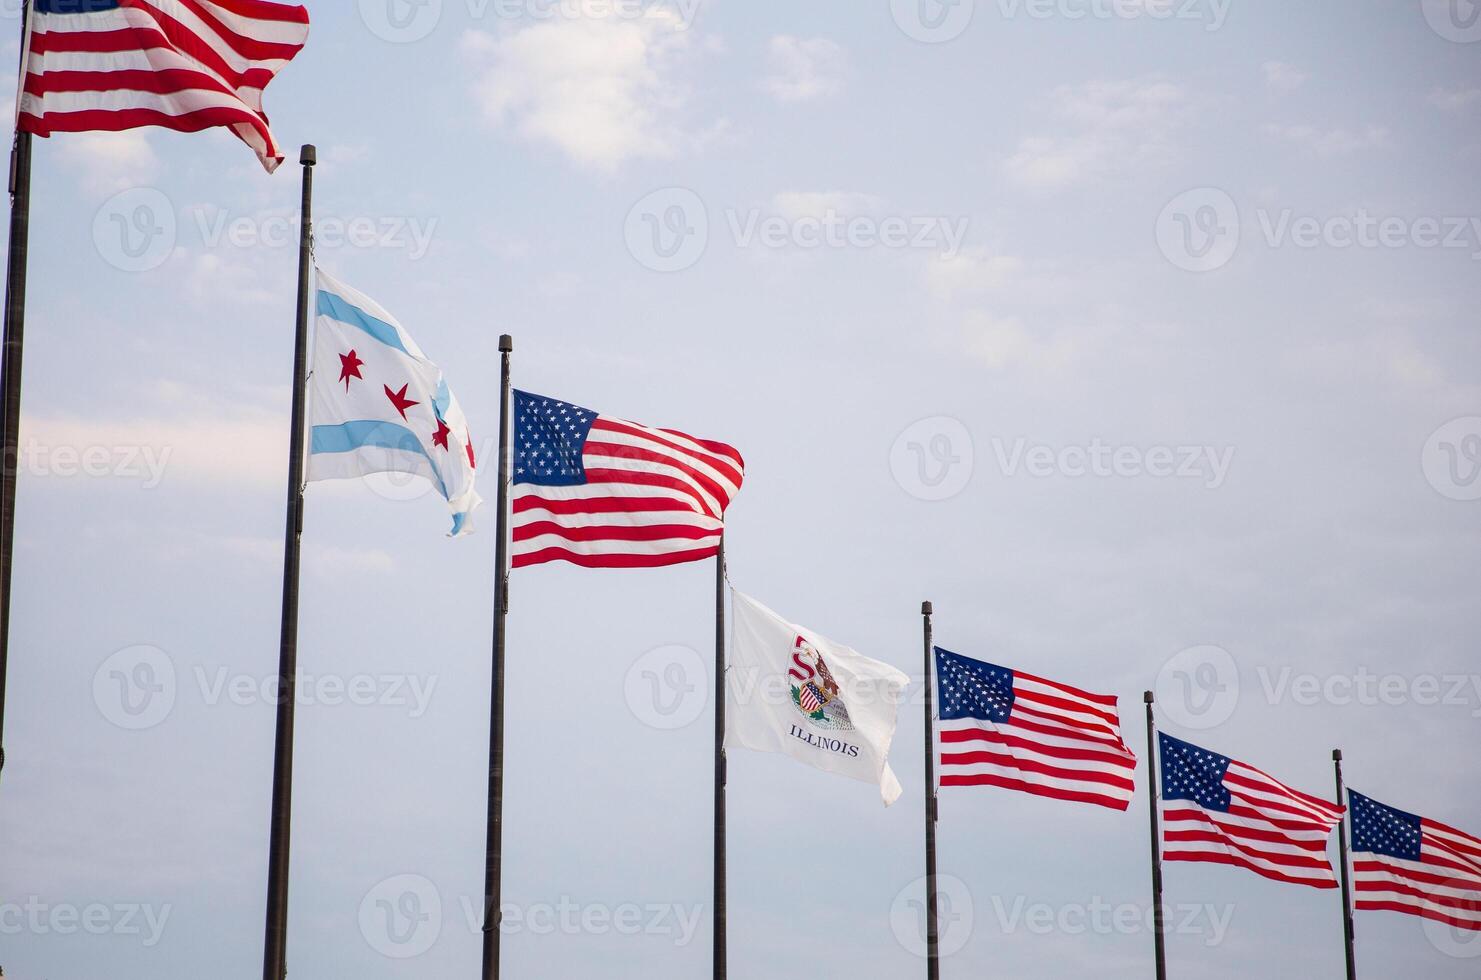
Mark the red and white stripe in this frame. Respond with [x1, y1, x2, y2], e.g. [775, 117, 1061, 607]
[19, 0, 309, 172]
[938, 670, 1138, 812]
[513, 416, 744, 569]
[1163, 760, 1345, 889]
[1355, 818, 1481, 931]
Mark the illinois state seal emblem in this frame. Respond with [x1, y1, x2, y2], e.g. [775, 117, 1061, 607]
[788, 634, 854, 731]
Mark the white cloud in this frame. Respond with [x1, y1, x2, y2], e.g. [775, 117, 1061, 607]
[762, 35, 845, 103]
[59, 131, 161, 196]
[1261, 61, 1308, 91]
[1428, 86, 1481, 110]
[1002, 76, 1189, 190]
[961, 311, 1080, 371]
[769, 190, 884, 220]
[925, 247, 1027, 299]
[460, 7, 706, 172]
[1265, 122, 1390, 155]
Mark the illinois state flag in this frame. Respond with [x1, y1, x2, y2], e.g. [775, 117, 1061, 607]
[308, 268, 481, 535]
[727, 590, 909, 806]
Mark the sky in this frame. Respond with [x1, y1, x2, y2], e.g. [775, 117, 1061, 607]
[2, 0, 1480, 977]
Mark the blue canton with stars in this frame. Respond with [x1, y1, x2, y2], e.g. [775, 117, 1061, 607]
[1350, 791, 1423, 861]
[513, 390, 598, 487]
[934, 647, 1015, 723]
[1159, 733, 1233, 812]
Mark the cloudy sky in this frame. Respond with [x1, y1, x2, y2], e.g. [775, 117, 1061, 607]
[2, 0, 1480, 977]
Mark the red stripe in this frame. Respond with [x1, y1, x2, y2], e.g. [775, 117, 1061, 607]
[581, 468, 716, 515]
[25, 66, 273, 97]
[993, 707, 1131, 752]
[939, 772, 1131, 811]
[1354, 900, 1481, 931]
[1162, 850, 1338, 889]
[1163, 817, 1329, 855]
[1012, 668, 1120, 708]
[583, 441, 729, 514]
[513, 495, 694, 517]
[940, 748, 1135, 791]
[939, 727, 1135, 768]
[1226, 767, 1344, 820]
[1012, 686, 1120, 728]
[655, 425, 745, 470]
[19, 105, 270, 148]
[122, 0, 307, 63]
[512, 521, 717, 544]
[1354, 859, 1481, 891]
[1354, 873, 1481, 913]
[592, 417, 744, 489]
[512, 544, 719, 569]
[204, 0, 311, 23]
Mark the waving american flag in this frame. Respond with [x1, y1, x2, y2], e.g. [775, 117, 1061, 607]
[19, 0, 310, 172]
[1160, 733, 1344, 889]
[511, 391, 744, 569]
[934, 648, 1137, 811]
[1350, 790, 1481, 932]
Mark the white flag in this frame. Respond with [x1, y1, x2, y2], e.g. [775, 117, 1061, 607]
[308, 267, 482, 536]
[726, 589, 909, 806]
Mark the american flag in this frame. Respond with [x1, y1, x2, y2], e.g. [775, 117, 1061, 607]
[19, 0, 310, 173]
[512, 390, 744, 569]
[1159, 733, 1344, 889]
[934, 648, 1137, 811]
[1350, 790, 1481, 931]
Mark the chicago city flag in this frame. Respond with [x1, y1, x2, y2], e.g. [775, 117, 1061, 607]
[727, 590, 909, 806]
[307, 268, 481, 536]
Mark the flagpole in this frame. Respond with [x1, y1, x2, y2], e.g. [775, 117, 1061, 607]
[921, 601, 939, 980]
[713, 538, 727, 980]
[481, 332, 514, 980]
[0, 0, 36, 784]
[261, 144, 315, 980]
[1332, 749, 1357, 980]
[1143, 692, 1167, 980]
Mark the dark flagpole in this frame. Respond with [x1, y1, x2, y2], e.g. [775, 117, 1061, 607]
[713, 539, 727, 980]
[261, 143, 315, 980]
[481, 332, 514, 980]
[921, 601, 939, 980]
[1143, 692, 1167, 980]
[0, 0, 36, 784]
[1333, 749, 1357, 980]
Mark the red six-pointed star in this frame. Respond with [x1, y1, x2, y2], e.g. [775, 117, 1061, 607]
[432, 418, 451, 451]
[338, 349, 365, 391]
[384, 383, 420, 420]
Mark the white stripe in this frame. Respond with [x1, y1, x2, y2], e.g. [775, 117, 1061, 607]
[513, 509, 722, 533]
[589, 425, 740, 500]
[939, 717, 1136, 767]
[581, 450, 722, 516]
[21, 81, 265, 124]
[511, 531, 720, 557]
[515, 481, 700, 514]
[604, 415, 743, 470]
[942, 760, 1134, 800]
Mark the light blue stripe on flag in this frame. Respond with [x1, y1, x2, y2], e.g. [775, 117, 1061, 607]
[317, 289, 409, 354]
[310, 420, 448, 498]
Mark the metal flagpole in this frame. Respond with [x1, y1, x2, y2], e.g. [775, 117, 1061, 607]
[1333, 749, 1358, 980]
[1143, 692, 1167, 980]
[921, 601, 940, 980]
[0, 0, 36, 785]
[481, 332, 514, 980]
[261, 143, 315, 980]
[713, 539, 727, 980]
